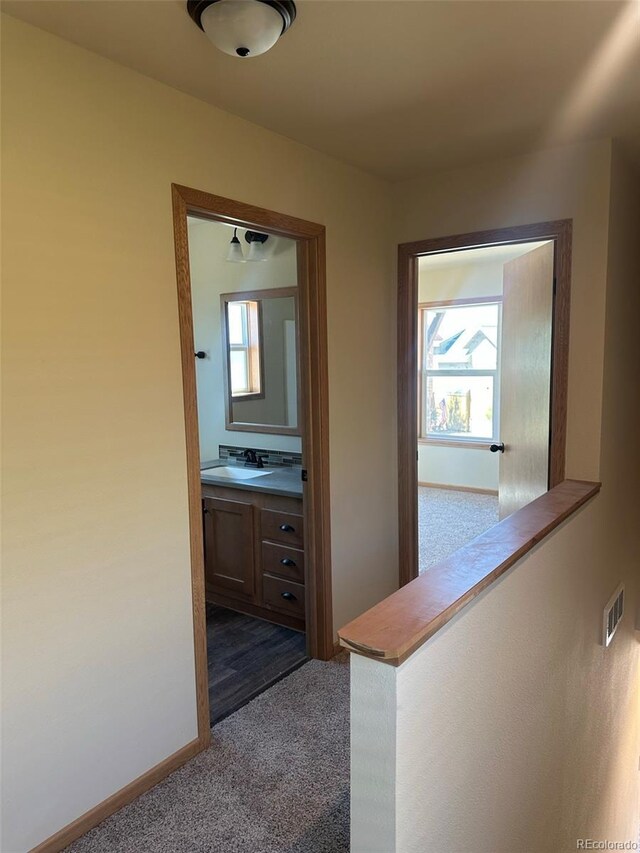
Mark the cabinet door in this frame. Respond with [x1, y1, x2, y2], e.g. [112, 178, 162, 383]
[203, 496, 255, 600]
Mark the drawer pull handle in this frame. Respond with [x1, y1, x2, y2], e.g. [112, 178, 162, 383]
[281, 591, 297, 602]
[280, 558, 297, 568]
[279, 524, 295, 533]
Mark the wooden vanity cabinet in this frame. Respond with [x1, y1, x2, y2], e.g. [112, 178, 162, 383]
[202, 496, 255, 600]
[201, 482, 305, 631]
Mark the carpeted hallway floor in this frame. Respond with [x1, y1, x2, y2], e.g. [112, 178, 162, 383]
[419, 486, 499, 573]
[67, 655, 350, 853]
[62, 489, 497, 852]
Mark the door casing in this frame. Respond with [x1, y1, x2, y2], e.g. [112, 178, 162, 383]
[171, 184, 334, 745]
[397, 220, 572, 588]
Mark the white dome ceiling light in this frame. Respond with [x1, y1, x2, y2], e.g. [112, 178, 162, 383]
[187, 0, 297, 59]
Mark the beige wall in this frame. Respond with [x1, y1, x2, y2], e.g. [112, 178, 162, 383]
[418, 444, 498, 491]
[0, 15, 397, 851]
[396, 140, 612, 482]
[349, 140, 640, 851]
[418, 257, 504, 303]
[353, 492, 639, 852]
[600, 142, 640, 567]
[3, 13, 637, 853]
[187, 217, 301, 459]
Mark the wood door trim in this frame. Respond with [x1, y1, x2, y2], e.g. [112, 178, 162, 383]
[220, 286, 299, 301]
[295, 230, 333, 659]
[398, 220, 572, 586]
[172, 187, 334, 741]
[172, 186, 211, 744]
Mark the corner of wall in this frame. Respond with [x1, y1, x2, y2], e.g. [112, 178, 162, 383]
[350, 655, 398, 853]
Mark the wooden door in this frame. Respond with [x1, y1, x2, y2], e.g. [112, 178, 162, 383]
[499, 242, 554, 519]
[202, 496, 255, 599]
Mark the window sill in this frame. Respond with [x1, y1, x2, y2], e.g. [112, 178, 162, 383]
[231, 392, 265, 403]
[338, 480, 601, 665]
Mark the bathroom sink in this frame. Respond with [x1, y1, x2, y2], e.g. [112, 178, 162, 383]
[201, 466, 272, 481]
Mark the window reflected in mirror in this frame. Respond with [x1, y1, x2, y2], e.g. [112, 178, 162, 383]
[227, 300, 263, 400]
[221, 287, 300, 436]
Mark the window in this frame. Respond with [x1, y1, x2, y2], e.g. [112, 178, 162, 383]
[226, 300, 263, 400]
[419, 300, 501, 443]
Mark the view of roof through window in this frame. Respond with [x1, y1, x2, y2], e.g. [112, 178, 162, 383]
[423, 302, 500, 441]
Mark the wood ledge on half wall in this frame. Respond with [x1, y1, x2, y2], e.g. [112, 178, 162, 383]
[338, 479, 601, 666]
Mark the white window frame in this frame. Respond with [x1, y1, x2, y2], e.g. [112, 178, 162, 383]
[225, 299, 264, 401]
[418, 298, 502, 446]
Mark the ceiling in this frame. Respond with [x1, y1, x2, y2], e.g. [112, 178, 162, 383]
[3, 0, 639, 181]
[419, 242, 549, 271]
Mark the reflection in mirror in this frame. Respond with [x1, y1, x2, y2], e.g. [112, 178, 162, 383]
[221, 287, 299, 435]
[228, 300, 263, 400]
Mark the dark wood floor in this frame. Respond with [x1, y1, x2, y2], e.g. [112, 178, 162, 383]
[206, 603, 308, 725]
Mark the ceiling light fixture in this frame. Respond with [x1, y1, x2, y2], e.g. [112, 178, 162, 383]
[187, 0, 296, 58]
[226, 227, 246, 263]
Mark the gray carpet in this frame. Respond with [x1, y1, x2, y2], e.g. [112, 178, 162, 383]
[419, 486, 499, 573]
[67, 656, 350, 853]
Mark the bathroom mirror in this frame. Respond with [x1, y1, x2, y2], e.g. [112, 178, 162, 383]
[221, 287, 300, 435]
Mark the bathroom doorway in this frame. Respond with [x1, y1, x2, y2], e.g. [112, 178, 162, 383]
[171, 185, 333, 739]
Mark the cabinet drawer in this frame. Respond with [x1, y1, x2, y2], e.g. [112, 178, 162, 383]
[261, 542, 304, 584]
[260, 509, 304, 548]
[262, 574, 305, 619]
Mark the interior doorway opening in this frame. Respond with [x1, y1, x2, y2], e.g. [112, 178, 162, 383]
[188, 217, 308, 723]
[172, 185, 333, 742]
[398, 222, 572, 586]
